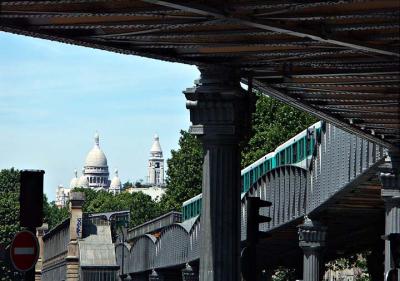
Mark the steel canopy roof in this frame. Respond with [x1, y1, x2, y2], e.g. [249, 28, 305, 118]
[1, 0, 399, 150]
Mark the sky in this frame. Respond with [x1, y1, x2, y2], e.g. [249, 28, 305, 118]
[0, 31, 200, 201]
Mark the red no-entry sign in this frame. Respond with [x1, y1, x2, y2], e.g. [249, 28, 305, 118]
[10, 231, 39, 272]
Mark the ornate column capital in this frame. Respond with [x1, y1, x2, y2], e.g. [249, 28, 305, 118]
[379, 151, 400, 206]
[380, 173, 400, 194]
[298, 216, 327, 250]
[184, 65, 253, 141]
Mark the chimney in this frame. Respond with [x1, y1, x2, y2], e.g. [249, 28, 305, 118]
[69, 192, 85, 240]
[66, 192, 85, 281]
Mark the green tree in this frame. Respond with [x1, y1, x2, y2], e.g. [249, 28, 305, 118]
[71, 187, 161, 227]
[128, 192, 162, 227]
[0, 168, 20, 281]
[159, 130, 203, 212]
[43, 196, 69, 230]
[272, 268, 297, 281]
[242, 93, 317, 167]
[122, 181, 133, 191]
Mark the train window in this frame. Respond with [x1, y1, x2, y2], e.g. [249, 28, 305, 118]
[299, 138, 304, 160]
[293, 143, 297, 162]
[306, 137, 311, 156]
[280, 151, 285, 165]
[286, 147, 291, 164]
[276, 154, 280, 166]
[259, 165, 263, 176]
[267, 160, 270, 171]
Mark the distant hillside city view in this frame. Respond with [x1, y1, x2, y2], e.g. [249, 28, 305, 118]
[0, 2, 399, 281]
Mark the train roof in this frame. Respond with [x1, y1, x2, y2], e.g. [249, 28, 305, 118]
[274, 121, 321, 152]
[241, 121, 322, 174]
[241, 152, 274, 175]
[182, 193, 202, 206]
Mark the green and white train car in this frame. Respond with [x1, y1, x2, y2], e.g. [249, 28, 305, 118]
[181, 121, 324, 221]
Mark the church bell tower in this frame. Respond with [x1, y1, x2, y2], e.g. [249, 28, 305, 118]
[147, 134, 164, 186]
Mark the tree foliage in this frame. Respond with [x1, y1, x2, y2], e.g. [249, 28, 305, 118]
[0, 168, 71, 280]
[0, 168, 20, 281]
[43, 197, 69, 230]
[159, 130, 203, 212]
[72, 187, 162, 227]
[325, 254, 370, 281]
[242, 93, 317, 167]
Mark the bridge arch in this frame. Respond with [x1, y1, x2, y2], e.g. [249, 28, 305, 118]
[154, 223, 191, 268]
[128, 234, 156, 273]
[242, 166, 309, 235]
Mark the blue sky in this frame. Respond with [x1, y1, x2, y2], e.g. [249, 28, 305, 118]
[0, 31, 200, 201]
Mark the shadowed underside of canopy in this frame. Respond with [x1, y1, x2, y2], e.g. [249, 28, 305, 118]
[1, 0, 399, 149]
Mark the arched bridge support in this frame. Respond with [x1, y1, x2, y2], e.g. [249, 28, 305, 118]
[184, 65, 253, 281]
[380, 151, 400, 281]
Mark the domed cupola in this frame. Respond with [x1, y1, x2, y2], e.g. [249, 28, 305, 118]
[69, 169, 79, 189]
[109, 169, 121, 195]
[150, 134, 163, 158]
[77, 168, 89, 188]
[83, 132, 110, 190]
[85, 132, 108, 167]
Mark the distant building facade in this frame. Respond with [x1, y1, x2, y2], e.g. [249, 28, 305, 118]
[122, 134, 166, 201]
[36, 192, 121, 281]
[55, 184, 70, 209]
[55, 133, 165, 208]
[55, 132, 121, 208]
[125, 185, 165, 201]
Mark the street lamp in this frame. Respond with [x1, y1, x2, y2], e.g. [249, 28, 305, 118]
[149, 269, 163, 281]
[181, 263, 198, 281]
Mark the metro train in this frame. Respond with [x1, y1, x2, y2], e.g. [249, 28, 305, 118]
[181, 121, 324, 221]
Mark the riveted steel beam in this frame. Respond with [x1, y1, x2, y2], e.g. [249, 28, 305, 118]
[140, 0, 400, 57]
[247, 79, 398, 151]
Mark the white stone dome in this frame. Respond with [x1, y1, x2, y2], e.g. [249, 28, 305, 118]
[77, 175, 89, 188]
[77, 168, 89, 187]
[69, 169, 79, 188]
[150, 134, 162, 153]
[110, 169, 121, 189]
[85, 132, 108, 167]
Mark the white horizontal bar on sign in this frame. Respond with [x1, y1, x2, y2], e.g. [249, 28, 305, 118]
[14, 247, 34, 255]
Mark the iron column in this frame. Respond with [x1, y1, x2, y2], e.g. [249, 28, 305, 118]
[380, 152, 400, 281]
[184, 66, 253, 281]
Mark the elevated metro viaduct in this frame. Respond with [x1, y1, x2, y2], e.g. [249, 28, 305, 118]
[115, 122, 394, 281]
[1, 1, 399, 281]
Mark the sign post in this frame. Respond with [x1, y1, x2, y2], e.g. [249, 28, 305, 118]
[10, 231, 39, 274]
